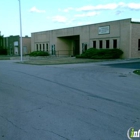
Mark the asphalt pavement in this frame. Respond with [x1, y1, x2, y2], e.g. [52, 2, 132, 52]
[0, 60, 140, 140]
[104, 61, 140, 69]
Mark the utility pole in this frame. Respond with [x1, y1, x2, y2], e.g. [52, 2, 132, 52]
[18, 0, 23, 61]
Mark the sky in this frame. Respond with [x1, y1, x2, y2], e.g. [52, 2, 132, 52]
[1, 0, 140, 37]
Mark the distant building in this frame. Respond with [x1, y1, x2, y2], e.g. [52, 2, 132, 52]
[0, 32, 7, 55]
[31, 18, 140, 58]
[0, 32, 4, 50]
[3, 35, 31, 55]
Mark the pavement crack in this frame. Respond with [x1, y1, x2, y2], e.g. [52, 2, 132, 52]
[133, 117, 140, 124]
[12, 70, 140, 111]
[0, 115, 27, 133]
[22, 107, 43, 113]
[32, 127, 70, 140]
[77, 118, 124, 137]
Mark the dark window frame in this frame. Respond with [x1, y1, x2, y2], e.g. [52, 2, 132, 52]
[113, 39, 117, 49]
[106, 40, 109, 48]
[46, 44, 48, 51]
[43, 44, 45, 51]
[36, 44, 38, 51]
[93, 41, 96, 49]
[99, 40, 103, 49]
[138, 39, 140, 51]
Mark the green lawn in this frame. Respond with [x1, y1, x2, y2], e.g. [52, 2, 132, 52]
[133, 70, 140, 75]
[21, 57, 104, 65]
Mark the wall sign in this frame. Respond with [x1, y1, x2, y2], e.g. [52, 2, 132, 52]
[98, 26, 110, 35]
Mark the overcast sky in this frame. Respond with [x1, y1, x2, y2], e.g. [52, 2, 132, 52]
[0, 0, 140, 37]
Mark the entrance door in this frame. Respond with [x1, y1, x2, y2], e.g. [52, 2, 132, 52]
[51, 45, 55, 55]
[14, 47, 18, 55]
[73, 40, 79, 56]
[82, 43, 87, 53]
[23, 46, 27, 55]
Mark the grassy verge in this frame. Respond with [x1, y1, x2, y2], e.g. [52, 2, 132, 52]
[133, 70, 140, 75]
[0, 56, 10, 60]
[21, 57, 105, 65]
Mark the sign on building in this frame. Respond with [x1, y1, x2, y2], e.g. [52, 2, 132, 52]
[98, 26, 110, 35]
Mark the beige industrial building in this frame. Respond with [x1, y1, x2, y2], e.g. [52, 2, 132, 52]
[31, 18, 140, 58]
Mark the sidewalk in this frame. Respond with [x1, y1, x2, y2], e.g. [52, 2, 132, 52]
[21, 56, 140, 65]
[1, 55, 140, 65]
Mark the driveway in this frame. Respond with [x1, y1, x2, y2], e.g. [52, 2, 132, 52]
[0, 60, 140, 140]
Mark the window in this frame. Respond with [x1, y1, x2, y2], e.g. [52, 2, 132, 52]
[52, 45, 55, 55]
[54, 45, 56, 55]
[99, 40, 103, 49]
[36, 44, 38, 51]
[82, 43, 84, 52]
[23, 46, 27, 54]
[138, 39, 140, 51]
[113, 39, 117, 49]
[82, 43, 87, 52]
[106, 40, 109, 48]
[43, 44, 45, 51]
[40, 44, 41, 51]
[14, 41, 18, 46]
[93, 41, 96, 48]
[46, 44, 48, 51]
[85, 44, 87, 51]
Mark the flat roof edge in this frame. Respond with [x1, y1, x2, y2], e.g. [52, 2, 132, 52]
[31, 18, 132, 34]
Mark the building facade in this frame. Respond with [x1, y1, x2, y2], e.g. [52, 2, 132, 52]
[3, 35, 31, 55]
[31, 18, 140, 58]
[0, 32, 7, 55]
[0, 32, 4, 50]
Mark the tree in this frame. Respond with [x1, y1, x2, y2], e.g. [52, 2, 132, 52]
[0, 35, 4, 49]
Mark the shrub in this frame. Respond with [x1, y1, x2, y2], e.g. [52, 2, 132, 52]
[29, 51, 49, 56]
[76, 48, 123, 59]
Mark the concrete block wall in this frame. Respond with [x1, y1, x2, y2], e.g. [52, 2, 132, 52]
[131, 23, 140, 58]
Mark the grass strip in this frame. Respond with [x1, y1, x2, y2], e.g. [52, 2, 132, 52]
[133, 70, 140, 75]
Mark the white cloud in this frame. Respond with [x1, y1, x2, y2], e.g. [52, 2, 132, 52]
[58, 7, 74, 12]
[76, 3, 119, 11]
[127, 3, 140, 10]
[48, 2, 140, 25]
[86, 11, 100, 16]
[59, 2, 140, 12]
[47, 15, 74, 24]
[76, 5, 94, 11]
[52, 15, 67, 23]
[118, 2, 126, 7]
[63, 7, 74, 12]
[75, 11, 100, 17]
[132, 18, 140, 22]
[77, 22, 92, 26]
[30, 7, 46, 13]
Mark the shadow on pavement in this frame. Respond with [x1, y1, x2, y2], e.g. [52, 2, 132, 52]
[103, 62, 140, 69]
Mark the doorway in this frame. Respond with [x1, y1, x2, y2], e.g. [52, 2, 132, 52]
[57, 35, 80, 56]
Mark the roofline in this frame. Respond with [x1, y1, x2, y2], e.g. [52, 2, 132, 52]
[32, 18, 132, 34]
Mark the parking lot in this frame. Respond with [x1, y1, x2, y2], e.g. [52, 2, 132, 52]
[0, 60, 140, 140]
